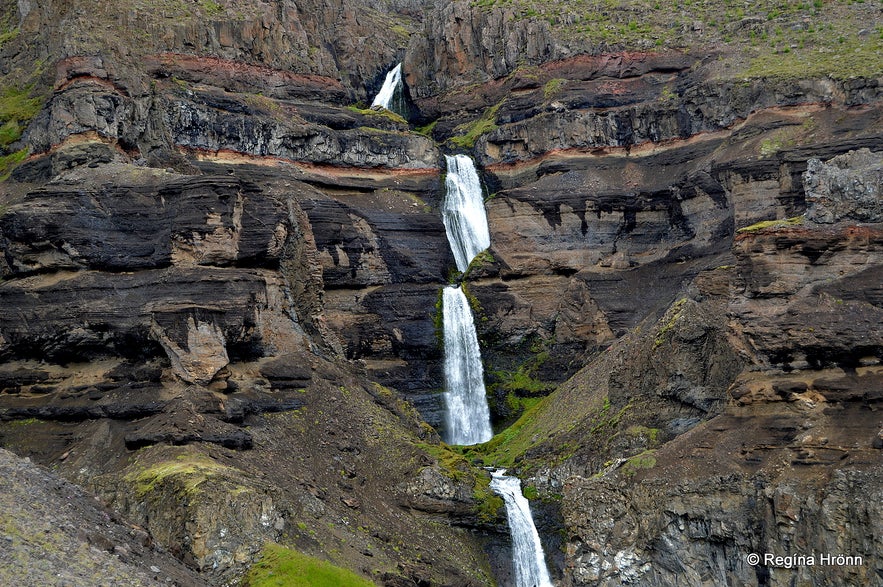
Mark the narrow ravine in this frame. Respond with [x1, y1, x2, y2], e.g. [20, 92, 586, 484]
[372, 65, 554, 584]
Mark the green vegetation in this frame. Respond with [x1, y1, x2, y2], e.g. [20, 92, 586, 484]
[0, 148, 27, 182]
[6, 417, 39, 427]
[415, 120, 438, 138]
[472, 477, 505, 523]
[448, 100, 504, 149]
[522, 484, 539, 500]
[0, 86, 42, 147]
[124, 452, 233, 496]
[543, 78, 566, 100]
[737, 215, 804, 233]
[621, 450, 657, 477]
[346, 105, 408, 126]
[743, 27, 883, 79]
[416, 441, 505, 522]
[243, 543, 376, 587]
[625, 425, 661, 445]
[459, 396, 551, 468]
[432, 287, 445, 347]
[654, 297, 688, 348]
[0, 85, 44, 180]
[468, 0, 883, 80]
[200, 0, 224, 17]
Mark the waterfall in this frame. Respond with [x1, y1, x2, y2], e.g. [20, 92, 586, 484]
[490, 470, 554, 587]
[443, 285, 493, 445]
[443, 154, 491, 273]
[370, 63, 405, 114]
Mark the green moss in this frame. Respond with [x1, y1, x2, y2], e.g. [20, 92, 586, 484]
[432, 286, 445, 348]
[459, 282, 484, 318]
[414, 120, 438, 137]
[124, 453, 232, 496]
[625, 425, 661, 445]
[6, 417, 39, 427]
[737, 215, 804, 233]
[200, 0, 224, 17]
[448, 100, 504, 149]
[472, 479, 505, 523]
[417, 441, 475, 481]
[0, 147, 27, 181]
[621, 450, 657, 477]
[542, 78, 565, 100]
[242, 93, 282, 115]
[0, 27, 19, 47]
[390, 24, 410, 37]
[461, 396, 551, 468]
[0, 88, 42, 122]
[522, 484, 539, 500]
[346, 105, 408, 126]
[462, 250, 495, 279]
[0, 86, 43, 155]
[243, 543, 376, 587]
[0, 119, 21, 147]
[654, 297, 688, 348]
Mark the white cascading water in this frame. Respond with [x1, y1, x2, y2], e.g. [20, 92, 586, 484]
[443, 285, 493, 445]
[490, 470, 554, 587]
[443, 154, 492, 273]
[370, 63, 404, 113]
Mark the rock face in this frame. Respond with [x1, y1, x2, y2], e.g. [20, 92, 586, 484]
[804, 148, 883, 224]
[2, 0, 883, 586]
[514, 151, 883, 586]
[0, 447, 211, 587]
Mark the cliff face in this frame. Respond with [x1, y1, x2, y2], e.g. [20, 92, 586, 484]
[1, 0, 882, 586]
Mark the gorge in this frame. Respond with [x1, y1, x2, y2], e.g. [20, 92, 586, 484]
[1, 0, 882, 586]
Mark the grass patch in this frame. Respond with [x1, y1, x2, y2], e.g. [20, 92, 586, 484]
[415, 119, 438, 138]
[654, 297, 687, 348]
[743, 34, 883, 79]
[124, 452, 232, 496]
[543, 78, 565, 100]
[472, 476, 505, 523]
[625, 425, 661, 445]
[6, 417, 39, 427]
[0, 86, 43, 127]
[466, 1, 883, 80]
[448, 100, 504, 149]
[346, 105, 408, 126]
[621, 450, 657, 477]
[0, 147, 27, 181]
[200, 0, 225, 17]
[460, 396, 551, 468]
[737, 215, 804, 233]
[243, 543, 375, 587]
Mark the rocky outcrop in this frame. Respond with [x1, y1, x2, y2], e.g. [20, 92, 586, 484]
[3, 0, 883, 585]
[804, 148, 883, 224]
[0, 447, 211, 587]
[518, 150, 883, 586]
[564, 465, 883, 586]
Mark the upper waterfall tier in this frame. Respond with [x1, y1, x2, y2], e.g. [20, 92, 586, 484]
[443, 155, 491, 273]
[490, 470, 554, 587]
[442, 285, 494, 445]
[370, 63, 405, 114]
